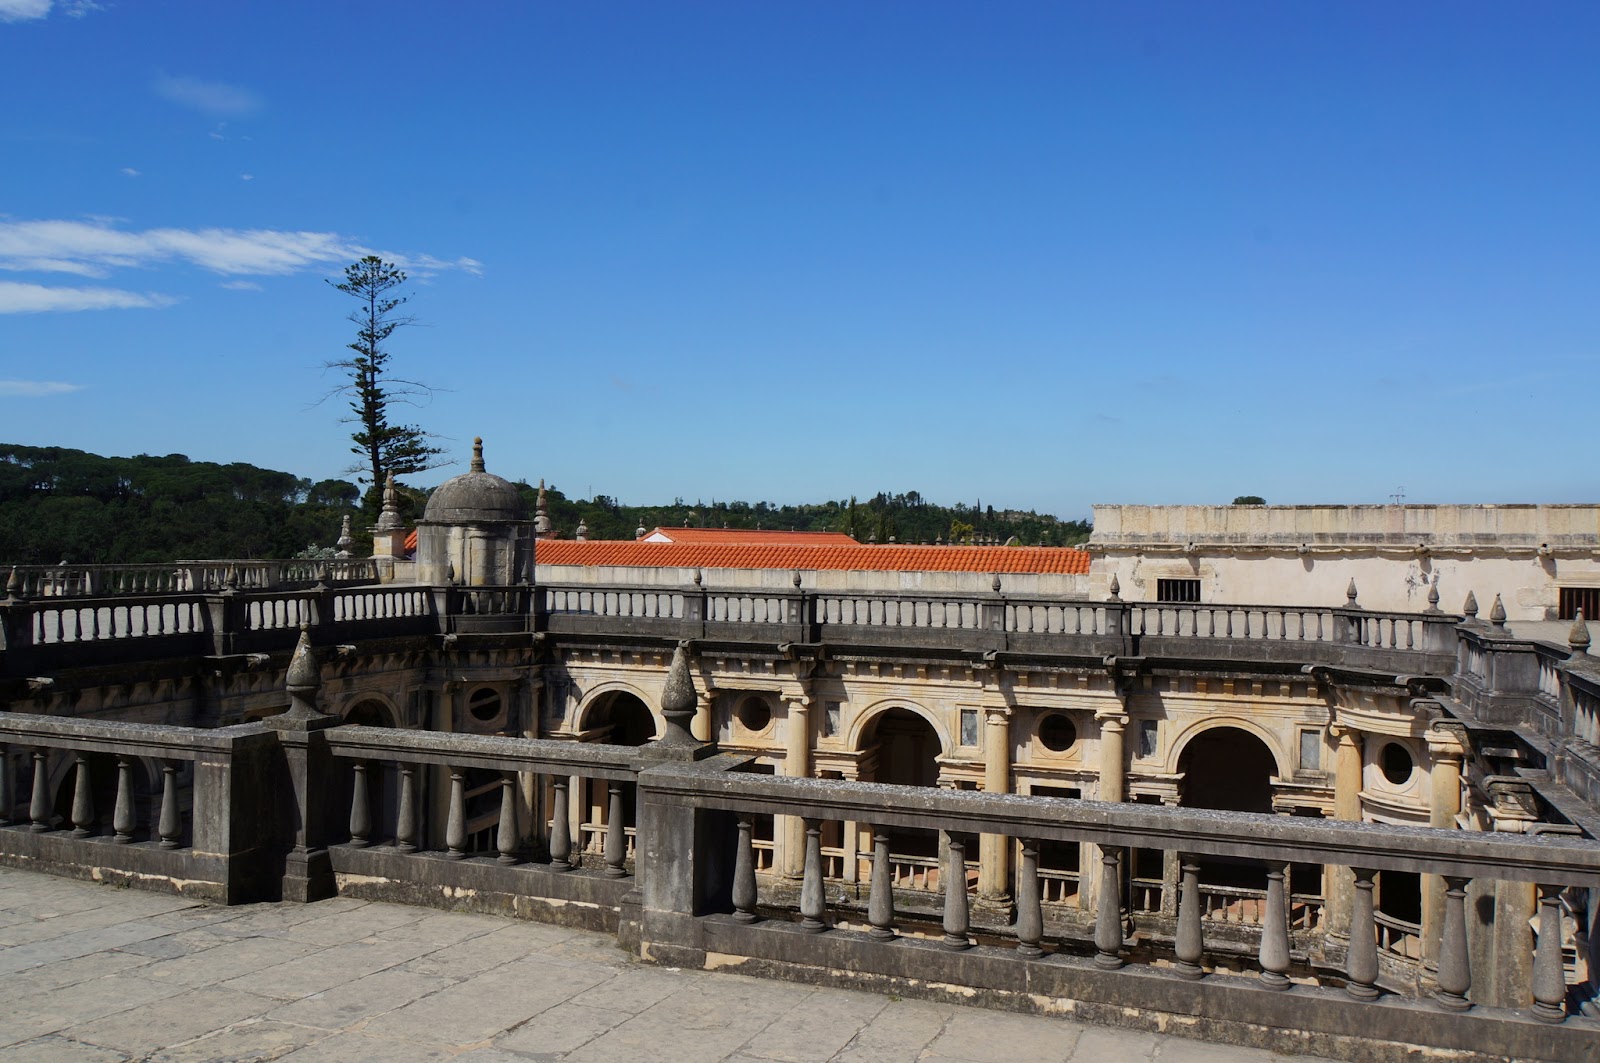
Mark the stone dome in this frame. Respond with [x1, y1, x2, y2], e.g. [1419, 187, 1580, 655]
[421, 438, 530, 524]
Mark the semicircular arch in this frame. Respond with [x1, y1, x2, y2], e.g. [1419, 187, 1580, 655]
[1166, 715, 1290, 780]
[339, 692, 401, 728]
[847, 697, 951, 756]
[576, 680, 663, 735]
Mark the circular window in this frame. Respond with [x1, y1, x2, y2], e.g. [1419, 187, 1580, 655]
[1038, 713, 1078, 753]
[1380, 742, 1414, 785]
[468, 688, 503, 723]
[735, 696, 772, 732]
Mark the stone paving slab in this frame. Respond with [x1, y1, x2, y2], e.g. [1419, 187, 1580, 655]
[0, 866, 1334, 1062]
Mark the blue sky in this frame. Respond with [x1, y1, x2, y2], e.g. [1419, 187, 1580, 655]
[2, 2, 1596, 520]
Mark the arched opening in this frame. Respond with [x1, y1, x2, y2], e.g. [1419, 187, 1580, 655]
[1178, 726, 1280, 894]
[861, 707, 945, 862]
[577, 691, 657, 868]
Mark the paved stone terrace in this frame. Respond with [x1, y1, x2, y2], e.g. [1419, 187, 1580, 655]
[0, 867, 1334, 1063]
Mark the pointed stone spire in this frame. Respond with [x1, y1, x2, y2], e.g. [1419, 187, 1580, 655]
[534, 479, 551, 536]
[935, 534, 944, 546]
[657, 640, 700, 747]
[470, 436, 486, 473]
[1346, 579, 1359, 608]
[374, 472, 404, 531]
[335, 514, 353, 558]
[3, 566, 22, 604]
[1569, 609, 1591, 654]
[1463, 590, 1478, 618]
[991, 574, 1002, 593]
[1489, 593, 1507, 628]
[282, 625, 329, 721]
[575, 517, 588, 542]
[1107, 573, 1122, 602]
[1426, 575, 1441, 613]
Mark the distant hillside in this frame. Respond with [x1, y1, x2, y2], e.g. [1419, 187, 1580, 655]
[0, 444, 1091, 564]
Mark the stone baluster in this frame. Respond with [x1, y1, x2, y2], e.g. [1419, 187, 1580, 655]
[70, 753, 93, 837]
[943, 832, 972, 950]
[0, 744, 10, 826]
[445, 768, 467, 859]
[1015, 838, 1043, 957]
[30, 750, 51, 832]
[732, 814, 759, 922]
[158, 761, 181, 848]
[396, 763, 418, 852]
[112, 757, 135, 843]
[1531, 884, 1567, 1023]
[348, 762, 372, 847]
[1435, 876, 1473, 1010]
[1259, 861, 1292, 989]
[867, 827, 895, 940]
[1094, 845, 1125, 969]
[604, 784, 627, 877]
[1346, 868, 1380, 999]
[799, 818, 826, 932]
[496, 773, 520, 865]
[549, 777, 572, 870]
[1174, 858, 1205, 979]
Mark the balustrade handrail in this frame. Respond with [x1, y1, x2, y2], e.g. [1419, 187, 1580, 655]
[642, 762, 1596, 886]
[325, 724, 642, 781]
[0, 711, 266, 760]
[4, 559, 378, 598]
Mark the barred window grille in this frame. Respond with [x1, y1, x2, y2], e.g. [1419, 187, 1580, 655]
[1156, 578, 1201, 603]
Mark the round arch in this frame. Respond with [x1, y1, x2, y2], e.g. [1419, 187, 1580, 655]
[1164, 716, 1290, 781]
[845, 698, 952, 755]
[576, 681, 663, 737]
[340, 693, 401, 728]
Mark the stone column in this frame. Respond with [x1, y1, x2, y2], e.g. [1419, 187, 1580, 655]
[978, 705, 1013, 899]
[1423, 724, 1466, 967]
[780, 694, 813, 879]
[1083, 708, 1128, 911]
[692, 689, 714, 743]
[1325, 723, 1363, 939]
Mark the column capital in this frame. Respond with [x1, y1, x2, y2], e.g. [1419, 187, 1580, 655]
[983, 704, 1012, 723]
[1328, 722, 1361, 745]
[1095, 708, 1129, 729]
[1426, 720, 1470, 759]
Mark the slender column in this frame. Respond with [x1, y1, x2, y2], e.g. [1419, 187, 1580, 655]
[781, 696, 813, 880]
[799, 818, 826, 932]
[1259, 861, 1292, 989]
[603, 783, 626, 876]
[978, 706, 1012, 899]
[1015, 838, 1043, 957]
[692, 690, 714, 744]
[69, 753, 93, 837]
[1094, 845, 1125, 969]
[1346, 868, 1380, 1000]
[548, 777, 572, 870]
[29, 750, 50, 831]
[348, 762, 372, 847]
[0, 744, 10, 826]
[157, 761, 181, 848]
[943, 832, 972, 950]
[867, 827, 896, 940]
[1174, 858, 1205, 979]
[445, 768, 466, 859]
[396, 763, 418, 852]
[1435, 876, 1473, 1010]
[1423, 727, 1465, 966]
[1086, 709, 1127, 914]
[496, 773, 520, 865]
[1531, 884, 1567, 1023]
[732, 814, 758, 922]
[1326, 724, 1364, 939]
[112, 757, 135, 843]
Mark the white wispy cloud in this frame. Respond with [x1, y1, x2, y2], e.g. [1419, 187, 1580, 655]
[0, 281, 177, 313]
[0, 0, 53, 22]
[153, 73, 263, 117]
[120, 166, 141, 178]
[0, 379, 83, 396]
[240, 173, 254, 182]
[0, 218, 483, 278]
[219, 280, 262, 291]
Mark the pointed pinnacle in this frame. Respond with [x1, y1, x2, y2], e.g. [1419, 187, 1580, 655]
[1569, 609, 1591, 654]
[1463, 590, 1478, 617]
[1489, 593, 1507, 626]
[470, 436, 486, 473]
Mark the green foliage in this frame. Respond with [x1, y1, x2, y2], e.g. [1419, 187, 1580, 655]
[0, 444, 361, 564]
[513, 484, 1091, 547]
[326, 256, 446, 514]
[1232, 495, 1267, 505]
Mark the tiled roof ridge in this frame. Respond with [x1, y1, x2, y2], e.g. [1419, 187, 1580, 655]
[534, 540, 1090, 575]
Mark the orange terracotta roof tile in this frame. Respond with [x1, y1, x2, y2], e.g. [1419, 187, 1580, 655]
[535, 541, 1090, 575]
[639, 527, 860, 545]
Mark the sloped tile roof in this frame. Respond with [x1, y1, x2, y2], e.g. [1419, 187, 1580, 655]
[535, 541, 1090, 575]
[641, 527, 861, 546]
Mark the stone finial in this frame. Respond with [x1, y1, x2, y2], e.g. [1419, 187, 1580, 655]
[282, 625, 329, 721]
[692, 567, 703, 586]
[868, 532, 877, 545]
[1426, 576, 1441, 613]
[1463, 590, 1478, 618]
[470, 436, 486, 473]
[534, 479, 551, 536]
[575, 517, 588, 542]
[1489, 593, 1507, 627]
[636, 523, 647, 539]
[1107, 573, 1121, 602]
[1346, 579, 1359, 607]
[3, 566, 22, 603]
[991, 574, 1002, 593]
[374, 472, 404, 532]
[223, 564, 239, 592]
[935, 534, 944, 545]
[657, 640, 700, 746]
[888, 535, 896, 544]
[335, 515, 353, 558]
[792, 570, 802, 588]
[1569, 609, 1591, 654]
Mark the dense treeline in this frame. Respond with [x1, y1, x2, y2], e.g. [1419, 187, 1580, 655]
[0, 444, 1091, 564]
[0, 445, 360, 564]
[528, 486, 1092, 547]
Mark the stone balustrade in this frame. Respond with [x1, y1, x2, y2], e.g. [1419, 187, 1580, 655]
[6, 559, 377, 599]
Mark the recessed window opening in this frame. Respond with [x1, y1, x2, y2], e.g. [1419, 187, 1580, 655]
[1157, 578, 1201, 603]
[468, 688, 502, 722]
[1038, 713, 1077, 752]
[735, 696, 772, 732]
[1380, 742, 1414, 786]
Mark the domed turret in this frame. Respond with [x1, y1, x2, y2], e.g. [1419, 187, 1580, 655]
[422, 437, 529, 524]
[414, 437, 533, 586]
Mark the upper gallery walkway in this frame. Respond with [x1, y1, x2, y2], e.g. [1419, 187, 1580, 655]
[0, 865, 1331, 1063]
